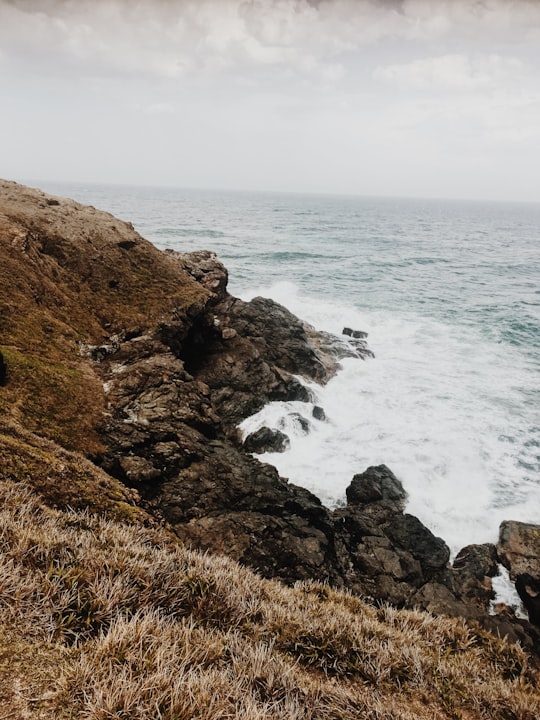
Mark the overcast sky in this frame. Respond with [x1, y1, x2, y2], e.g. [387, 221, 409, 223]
[1, 0, 540, 201]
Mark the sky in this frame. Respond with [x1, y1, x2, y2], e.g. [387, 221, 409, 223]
[1, 0, 540, 202]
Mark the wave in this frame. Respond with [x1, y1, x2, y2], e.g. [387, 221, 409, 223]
[154, 227, 226, 239]
[239, 281, 540, 556]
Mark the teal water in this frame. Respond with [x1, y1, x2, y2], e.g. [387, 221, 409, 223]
[35, 181, 540, 554]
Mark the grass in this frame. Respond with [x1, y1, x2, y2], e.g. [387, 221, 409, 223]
[1, 180, 539, 719]
[0, 473, 538, 720]
[0, 182, 208, 453]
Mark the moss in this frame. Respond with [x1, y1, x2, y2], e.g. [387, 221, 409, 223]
[0, 345, 105, 453]
[0, 422, 149, 524]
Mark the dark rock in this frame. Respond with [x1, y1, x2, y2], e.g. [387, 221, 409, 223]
[346, 465, 407, 510]
[515, 574, 540, 626]
[498, 520, 540, 626]
[312, 405, 326, 421]
[117, 239, 137, 250]
[451, 543, 498, 611]
[342, 327, 368, 339]
[243, 427, 290, 454]
[384, 514, 450, 578]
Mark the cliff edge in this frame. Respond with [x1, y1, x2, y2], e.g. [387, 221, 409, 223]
[1, 180, 539, 682]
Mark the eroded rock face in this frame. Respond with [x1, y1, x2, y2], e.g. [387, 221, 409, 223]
[498, 521, 540, 626]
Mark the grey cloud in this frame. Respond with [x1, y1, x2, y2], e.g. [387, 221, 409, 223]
[1, 0, 540, 200]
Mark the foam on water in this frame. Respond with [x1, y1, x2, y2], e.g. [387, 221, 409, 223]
[239, 281, 540, 556]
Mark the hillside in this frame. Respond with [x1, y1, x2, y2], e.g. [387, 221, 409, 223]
[0, 179, 539, 718]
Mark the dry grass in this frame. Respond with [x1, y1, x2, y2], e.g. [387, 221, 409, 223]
[0, 475, 538, 720]
[0, 180, 208, 453]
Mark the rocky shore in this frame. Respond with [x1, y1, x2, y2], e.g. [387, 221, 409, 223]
[1, 179, 538, 654]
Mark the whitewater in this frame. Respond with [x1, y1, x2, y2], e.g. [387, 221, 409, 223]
[38, 182, 540, 564]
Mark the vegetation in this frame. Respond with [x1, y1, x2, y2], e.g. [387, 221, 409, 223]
[1, 181, 539, 718]
[0, 449, 539, 719]
[0, 180, 207, 453]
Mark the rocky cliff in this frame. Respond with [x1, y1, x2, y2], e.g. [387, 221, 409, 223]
[1, 179, 538, 655]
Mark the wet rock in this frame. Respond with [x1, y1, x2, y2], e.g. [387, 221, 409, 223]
[243, 427, 290, 454]
[312, 405, 326, 421]
[343, 327, 368, 339]
[498, 521, 540, 626]
[451, 543, 498, 611]
[346, 465, 407, 513]
[515, 574, 540, 626]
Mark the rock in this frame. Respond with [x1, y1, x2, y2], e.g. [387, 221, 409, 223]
[243, 427, 290, 454]
[119, 455, 161, 483]
[384, 514, 450, 578]
[3, 180, 536, 653]
[498, 521, 540, 579]
[346, 465, 407, 511]
[498, 521, 540, 626]
[451, 543, 498, 611]
[515, 575, 540, 626]
[312, 405, 326, 421]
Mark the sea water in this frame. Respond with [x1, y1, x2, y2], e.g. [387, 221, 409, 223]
[35, 182, 540, 567]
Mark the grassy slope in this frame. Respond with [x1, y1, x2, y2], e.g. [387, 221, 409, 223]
[0, 180, 539, 719]
[0, 459, 539, 720]
[0, 179, 206, 452]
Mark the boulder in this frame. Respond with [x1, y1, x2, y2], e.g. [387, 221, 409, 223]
[451, 543, 498, 611]
[312, 405, 326, 421]
[243, 427, 290, 454]
[346, 465, 407, 514]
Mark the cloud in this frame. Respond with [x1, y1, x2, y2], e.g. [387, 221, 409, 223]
[374, 53, 524, 92]
[1, 0, 540, 200]
[1, 0, 538, 84]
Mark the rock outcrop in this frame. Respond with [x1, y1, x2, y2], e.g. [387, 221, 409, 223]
[498, 521, 540, 626]
[1, 179, 538, 654]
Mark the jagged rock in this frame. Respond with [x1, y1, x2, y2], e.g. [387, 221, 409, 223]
[384, 514, 450, 579]
[346, 465, 407, 517]
[243, 427, 290, 454]
[498, 521, 540, 578]
[451, 543, 498, 611]
[515, 575, 540, 626]
[498, 521, 540, 626]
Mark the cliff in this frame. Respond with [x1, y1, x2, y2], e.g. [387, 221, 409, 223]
[1, 179, 539, 718]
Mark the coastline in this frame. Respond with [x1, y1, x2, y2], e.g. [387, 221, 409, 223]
[1, 178, 538, 648]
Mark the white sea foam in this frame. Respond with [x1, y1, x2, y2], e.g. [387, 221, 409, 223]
[239, 281, 540, 557]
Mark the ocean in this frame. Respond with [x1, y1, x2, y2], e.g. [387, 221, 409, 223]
[36, 181, 540, 566]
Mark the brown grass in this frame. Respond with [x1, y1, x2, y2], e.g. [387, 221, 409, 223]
[0, 473, 538, 720]
[0, 179, 207, 453]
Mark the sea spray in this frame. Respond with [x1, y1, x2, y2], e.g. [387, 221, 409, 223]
[239, 281, 540, 557]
